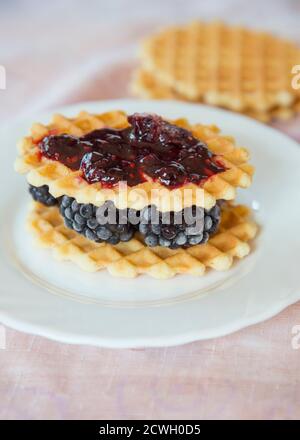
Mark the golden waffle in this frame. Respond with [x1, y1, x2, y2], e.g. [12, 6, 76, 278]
[27, 201, 257, 279]
[131, 68, 180, 100]
[131, 68, 300, 122]
[140, 21, 300, 114]
[15, 110, 254, 211]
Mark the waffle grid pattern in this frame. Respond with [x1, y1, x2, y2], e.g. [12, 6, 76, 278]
[135, 21, 300, 121]
[15, 111, 254, 211]
[132, 68, 300, 122]
[28, 202, 257, 279]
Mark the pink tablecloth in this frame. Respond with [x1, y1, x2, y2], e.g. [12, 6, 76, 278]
[1, 0, 300, 420]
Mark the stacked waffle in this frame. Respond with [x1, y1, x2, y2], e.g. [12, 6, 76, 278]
[15, 110, 257, 278]
[131, 21, 300, 122]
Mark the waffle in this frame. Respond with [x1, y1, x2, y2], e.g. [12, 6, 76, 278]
[131, 68, 180, 100]
[140, 21, 300, 115]
[27, 201, 257, 279]
[15, 110, 254, 211]
[131, 69, 300, 122]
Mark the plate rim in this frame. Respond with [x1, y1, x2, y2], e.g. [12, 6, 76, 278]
[1, 98, 300, 348]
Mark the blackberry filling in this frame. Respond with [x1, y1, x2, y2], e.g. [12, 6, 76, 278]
[28, 184, 57, 206]
[59, 196, 135, 245]
[138, 204, 221, 249]
[38, 113, 226, 188]
[28, 185, 221, 248]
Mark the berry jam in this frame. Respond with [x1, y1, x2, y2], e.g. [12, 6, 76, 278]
[39, 113, 226, 188]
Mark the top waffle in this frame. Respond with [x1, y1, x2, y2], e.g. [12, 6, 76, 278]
[141, 21, 300, 112]
[15, 110, 254, 211]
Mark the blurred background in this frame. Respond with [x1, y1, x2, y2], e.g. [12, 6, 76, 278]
[1, 0, 300, 130]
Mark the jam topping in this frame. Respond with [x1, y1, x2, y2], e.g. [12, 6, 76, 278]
[39, 113, 226, 188]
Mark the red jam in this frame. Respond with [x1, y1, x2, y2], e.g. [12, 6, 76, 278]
[38, 113, 226, 188]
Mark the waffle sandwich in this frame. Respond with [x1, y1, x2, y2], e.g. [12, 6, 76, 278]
[131, 21, 300, 122]
[15, 110, 257, 279]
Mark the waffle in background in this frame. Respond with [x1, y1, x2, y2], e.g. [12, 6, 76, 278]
[131, 21, 300, 122]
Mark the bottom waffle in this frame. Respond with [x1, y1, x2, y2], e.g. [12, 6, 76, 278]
[131, 69, 300, 123]
[27, 202, 257, 279]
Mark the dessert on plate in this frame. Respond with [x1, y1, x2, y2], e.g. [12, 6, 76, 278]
[15, 110, 257, 278]
[131, 21, 300, 122]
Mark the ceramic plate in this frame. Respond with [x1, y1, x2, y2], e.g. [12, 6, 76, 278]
[1, 99, 299, 347]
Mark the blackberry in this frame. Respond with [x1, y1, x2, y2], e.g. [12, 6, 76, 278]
[30, 186, 222, 249]
[59, 196, 136, 245]
[137, 204, 221, 249]
[29, 184, 57, 206]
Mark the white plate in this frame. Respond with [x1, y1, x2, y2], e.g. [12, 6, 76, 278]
[1, 99, 300, 348]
